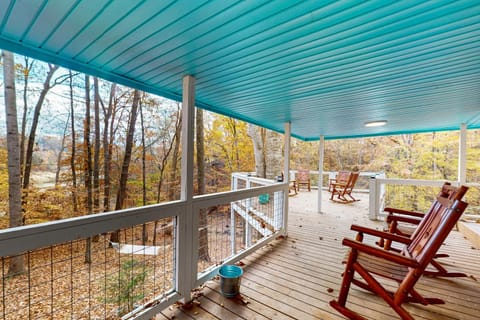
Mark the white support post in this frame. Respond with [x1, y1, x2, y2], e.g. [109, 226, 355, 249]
[282, 122, 291, 235]
[369, 176, 379, 220]
[230, 175, 237, 255]
[245, 178, 252, 247]
[318, 136, 325, 213]
[230, 206, 237, 255]
[176, 75, 196, 301]
[458, 123, 467, 185]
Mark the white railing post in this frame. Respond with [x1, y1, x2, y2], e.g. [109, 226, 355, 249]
[176, 75, 196, 301]
[458, 123, 467, 185]
[318, 135, 325, 213]
[282, 122, 291, 234]
[369, 176, 379, 220]
[230, 174, 238, 255]
[245, 177, 252, 247]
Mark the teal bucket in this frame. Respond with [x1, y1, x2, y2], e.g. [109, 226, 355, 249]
[218, 265, 243, 298]
[259, 193, 270, 204]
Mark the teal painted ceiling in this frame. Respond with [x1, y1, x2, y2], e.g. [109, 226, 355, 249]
[0, 0, 479, 140]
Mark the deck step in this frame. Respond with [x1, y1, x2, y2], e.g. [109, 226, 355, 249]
[458, 221, 480, 249]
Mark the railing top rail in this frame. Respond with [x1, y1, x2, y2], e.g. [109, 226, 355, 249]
[0, 200, 184, 257]
[374, 178, 458, 187]
[194, 183, 287, 208]
[0, 183, 289, 257]
[231, 172, 278, 185]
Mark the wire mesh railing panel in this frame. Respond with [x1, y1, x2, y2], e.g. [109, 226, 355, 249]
[382, 184, 439, 213]
[464, 184, 480, 215]
[0, 218, 176, 320]
[382, 183, 480, 216]
[197, 205, 232, 273]
[197, 190, 284, 274]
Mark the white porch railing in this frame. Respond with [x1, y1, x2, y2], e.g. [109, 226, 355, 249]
[0, 177, 287, 320]
[369, 178, 480, 220]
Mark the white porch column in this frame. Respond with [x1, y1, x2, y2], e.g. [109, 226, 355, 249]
[458, 123, 467, 185]
[177, 75, 195, 301]
[282, 122, 291, 235]
[317, 135, 325, 213]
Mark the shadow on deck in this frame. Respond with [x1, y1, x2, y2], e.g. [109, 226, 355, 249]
[159, 191, 480, 320]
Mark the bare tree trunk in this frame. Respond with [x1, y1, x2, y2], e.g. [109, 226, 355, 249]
[2, 50, 25, 275]
[247, 124, 266, 177]
[69, 71, 78, 213]
[154, 105, 181, 244]
[93, 78, 101, 214]
[265, 130, 283, 179]
[103, 83, 116, 212]
[20, 57, 34, 185]
[55, 113, 69, 186]
[111, 90, 141, 243]
[167, 104, 182, 201]
[228, 118, 241, 171]
[196, 108, 210, 261]
[196, 108, 206, 195]
[84, 75, 93, 263]
[140, 103, 148, 244]
[155, 127, 176, 203]
[22, 63, 59, 190]
[248, 125, 282, 179]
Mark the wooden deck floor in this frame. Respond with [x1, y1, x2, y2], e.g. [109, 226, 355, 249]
[159, 191, 480, 320]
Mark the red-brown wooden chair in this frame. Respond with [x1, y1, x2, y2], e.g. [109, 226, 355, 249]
[329, 170, 350, 192]
[330, 188, 469, 320]
[295, 169, 311, 191]
[380, 182, 468, 278]
[330, 171, 360, 202]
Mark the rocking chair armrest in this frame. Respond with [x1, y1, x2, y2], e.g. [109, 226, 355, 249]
[342, 238, 420, 268]
[385, 215, 422, 225]
[350, 224, 412, 245]
[384, 207, 425, 218]
[331, 182, 347, 188]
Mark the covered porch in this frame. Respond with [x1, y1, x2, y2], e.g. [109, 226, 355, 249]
[160, 191, 480, 320]
[1, 1, 480, 319]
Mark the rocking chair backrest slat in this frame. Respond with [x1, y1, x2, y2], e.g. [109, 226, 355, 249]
[336, 171, 350, 184]
[407, 185, 468, 259]
[345, 172, 359, 191]
[296, 169, 309, 182]
[395, 199, 468, 304]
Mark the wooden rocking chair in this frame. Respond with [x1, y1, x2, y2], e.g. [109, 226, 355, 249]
[295, 169, 311, 191]
[380, 182, 469, 278]
[330, 192, 469, 320]
[330, 171, 359, 202]
[329, 170, 350, 192]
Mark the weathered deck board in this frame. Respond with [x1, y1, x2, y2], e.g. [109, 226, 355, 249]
[160, 191, 480, 320]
